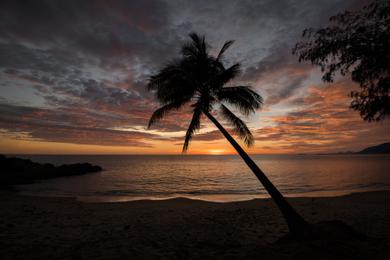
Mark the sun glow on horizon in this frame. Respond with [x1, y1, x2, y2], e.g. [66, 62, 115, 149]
[207, 149, 228, 155]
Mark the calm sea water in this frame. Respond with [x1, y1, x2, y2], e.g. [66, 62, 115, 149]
[14, 154, 390, 202]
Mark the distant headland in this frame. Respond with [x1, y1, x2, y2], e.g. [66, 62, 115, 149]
[337, 143, 390, 155]
[357, 143, 390, 154]
[311, 142, 390, 155]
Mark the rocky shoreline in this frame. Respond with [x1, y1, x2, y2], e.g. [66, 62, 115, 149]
[0, 155, 102, 185]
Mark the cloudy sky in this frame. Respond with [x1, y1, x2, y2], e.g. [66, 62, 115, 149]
[0, 0, 388, 154]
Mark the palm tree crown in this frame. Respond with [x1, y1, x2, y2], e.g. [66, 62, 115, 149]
[148, 33, 263, 151]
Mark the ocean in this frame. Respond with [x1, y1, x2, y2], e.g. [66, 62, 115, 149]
[14, 154, 390, 202]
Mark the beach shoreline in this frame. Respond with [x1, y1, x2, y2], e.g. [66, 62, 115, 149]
[14, 185, 390, 203]
[1, 190, 390, 259]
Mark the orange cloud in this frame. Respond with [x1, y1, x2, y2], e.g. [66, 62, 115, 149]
[251, 80, 390, 153]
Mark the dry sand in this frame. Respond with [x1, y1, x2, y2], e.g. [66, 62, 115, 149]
[1, 191, 390, 259]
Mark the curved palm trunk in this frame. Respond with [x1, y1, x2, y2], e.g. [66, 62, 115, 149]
[203, 110, 307, 234]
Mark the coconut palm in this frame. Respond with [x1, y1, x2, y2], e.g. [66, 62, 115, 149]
[147, 33, 307, 234]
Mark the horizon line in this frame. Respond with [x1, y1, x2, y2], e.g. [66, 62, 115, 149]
[1, 152, 360, 156]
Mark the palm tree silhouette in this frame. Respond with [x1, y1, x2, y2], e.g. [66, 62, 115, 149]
[147, 33, 307, 234]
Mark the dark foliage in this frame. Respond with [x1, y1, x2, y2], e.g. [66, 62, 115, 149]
[220, 104, 254, 147]
[293, 0, 390, 121]
[147, 33, 263, 151]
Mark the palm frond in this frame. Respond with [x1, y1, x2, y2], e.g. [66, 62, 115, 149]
[220, 104, 254, 147]
[217, 86, 263, 115]
[189, 33, 206, 55]
[211, 63, 241, 89]
[181, 43, 199, 58]
[217, 40, 234, 60]
[148, 60, 197, 104]
[182, 106, 202, 152]
[148, 61, 181, 90]
[182, 33, 207, 59]
[148, 102, 185, 129]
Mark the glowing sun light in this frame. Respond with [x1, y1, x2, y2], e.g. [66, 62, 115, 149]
[208, 149, 226, 155]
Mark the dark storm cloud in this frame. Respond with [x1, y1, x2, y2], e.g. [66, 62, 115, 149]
[0, 0, 183, 144]
[240, 42, 312, 106]
[0, 103, 166, 146]
[0, 0, 180, 82]
[0, 43, 78, 73]
[0, 0, 170, 49]
[265, 72, 310, 106]
[233, 0, 368, 106]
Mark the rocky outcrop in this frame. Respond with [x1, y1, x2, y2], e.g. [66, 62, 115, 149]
[0, 155, 102, 185]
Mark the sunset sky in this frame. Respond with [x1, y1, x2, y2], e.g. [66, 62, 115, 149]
[0, 0, 389, 155]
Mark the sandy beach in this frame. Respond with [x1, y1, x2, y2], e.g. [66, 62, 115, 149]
[0, 191, 390, 259]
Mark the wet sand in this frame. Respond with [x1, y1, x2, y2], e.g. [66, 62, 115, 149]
[1, 190, 390, 259]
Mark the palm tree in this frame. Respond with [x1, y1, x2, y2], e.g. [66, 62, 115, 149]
[147, 33, 307, 235]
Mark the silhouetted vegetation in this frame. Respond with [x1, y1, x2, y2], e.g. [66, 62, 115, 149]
[147, 33, 307, 235]
[293, 0, 390, 121]
[0, 154, 102, 185]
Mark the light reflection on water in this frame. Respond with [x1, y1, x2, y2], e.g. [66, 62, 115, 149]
[14, 154, 390, 202]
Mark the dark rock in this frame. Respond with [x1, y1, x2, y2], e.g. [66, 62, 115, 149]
[0, 154, 102, 185]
